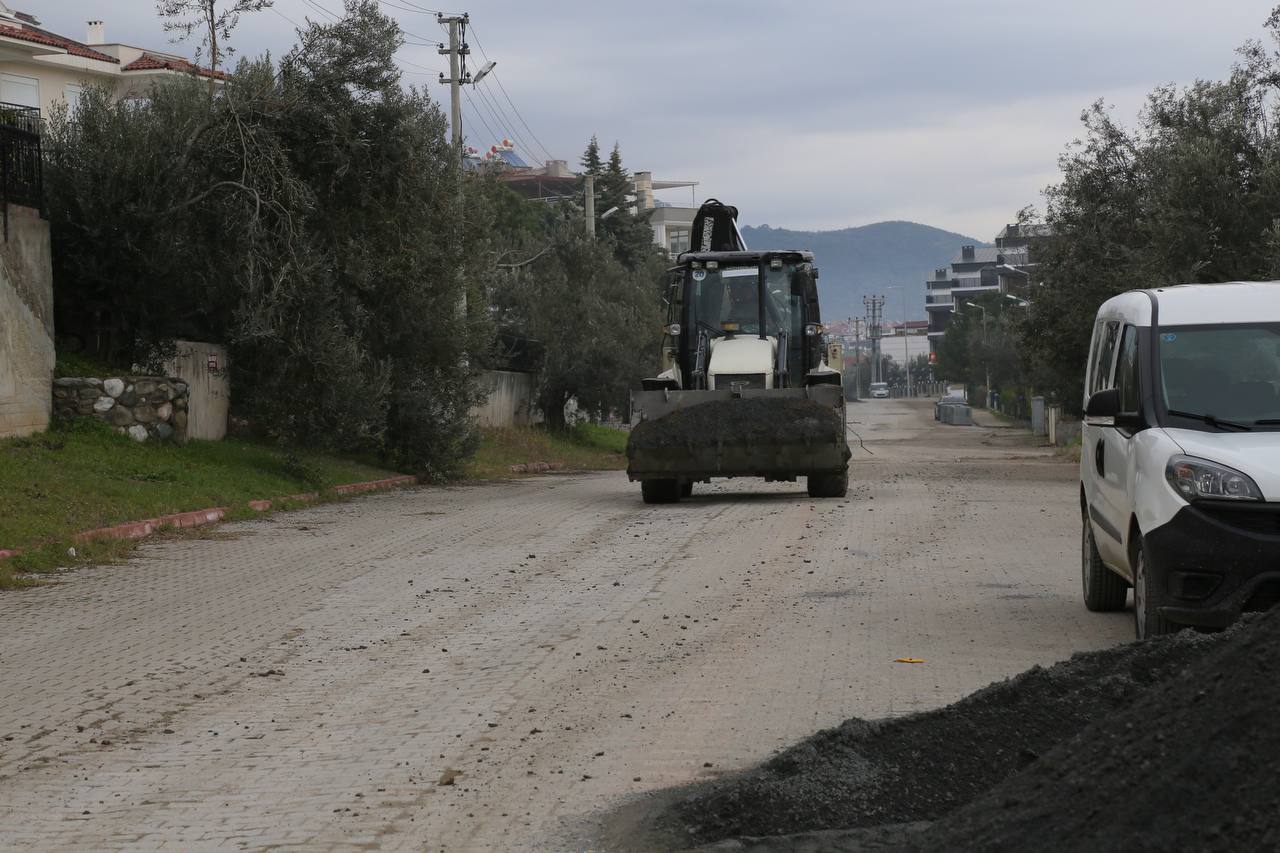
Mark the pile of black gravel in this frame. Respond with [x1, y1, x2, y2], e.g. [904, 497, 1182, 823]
[627, 398, 843, 453]
[646, 611, 1280, 851]
[656, 629, 1218, 849]
[912, 607, 1280, 852]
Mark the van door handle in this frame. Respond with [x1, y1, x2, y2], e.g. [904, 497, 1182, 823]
[1095, 440, 1106, 477]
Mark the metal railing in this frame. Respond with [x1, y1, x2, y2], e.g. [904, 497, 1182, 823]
[0, 102, 44, 220]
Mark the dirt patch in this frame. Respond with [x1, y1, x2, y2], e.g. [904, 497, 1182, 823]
[628, 398, 842, 452]
[638, 627, 1224, 848]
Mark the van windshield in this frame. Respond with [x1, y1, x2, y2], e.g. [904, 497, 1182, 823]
[1160, 324, 1280, 427]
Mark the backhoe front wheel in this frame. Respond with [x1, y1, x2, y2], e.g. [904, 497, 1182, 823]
[641, 479, 681, 504]
[807, 470, 848, 498]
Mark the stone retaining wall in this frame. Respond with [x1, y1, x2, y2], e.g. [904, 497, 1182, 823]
[52, 376, 189, 443]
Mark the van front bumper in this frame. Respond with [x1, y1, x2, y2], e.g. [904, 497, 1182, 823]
[1145, 502, 1280, 628]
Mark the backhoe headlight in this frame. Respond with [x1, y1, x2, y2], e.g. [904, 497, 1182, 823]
[1166, 455, 1263, 502]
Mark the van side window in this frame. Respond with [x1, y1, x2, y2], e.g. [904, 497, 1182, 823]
[1116, 325, 1140, 412]
[1090, 320, 1121, 395]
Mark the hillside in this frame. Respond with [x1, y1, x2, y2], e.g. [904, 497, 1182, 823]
[739, 221, 989, 324]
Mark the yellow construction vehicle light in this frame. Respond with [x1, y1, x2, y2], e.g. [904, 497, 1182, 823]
[722, 322, 740, 331]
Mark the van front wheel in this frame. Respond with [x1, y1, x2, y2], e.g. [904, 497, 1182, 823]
[1133, 537, 1176, 639]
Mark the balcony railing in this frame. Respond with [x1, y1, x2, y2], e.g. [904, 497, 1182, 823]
[0, 102, 43, 217]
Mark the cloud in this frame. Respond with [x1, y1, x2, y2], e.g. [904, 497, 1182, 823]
[27, 0, 1280, 235]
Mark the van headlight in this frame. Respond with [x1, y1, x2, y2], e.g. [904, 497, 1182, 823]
[1165, 455, 1263, 501]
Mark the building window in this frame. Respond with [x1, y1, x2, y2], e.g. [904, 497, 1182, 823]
[0, 72, 40, 110]
[65, 83, 85, 118]
[667, 227, 691, 256]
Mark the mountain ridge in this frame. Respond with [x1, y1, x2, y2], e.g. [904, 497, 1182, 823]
[739, 221, 991, 323]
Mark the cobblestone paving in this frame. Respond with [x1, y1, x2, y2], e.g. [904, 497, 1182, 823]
[0, 401, 1132, 851]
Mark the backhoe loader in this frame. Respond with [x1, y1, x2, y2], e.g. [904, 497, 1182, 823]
[626, 200, 850, 502]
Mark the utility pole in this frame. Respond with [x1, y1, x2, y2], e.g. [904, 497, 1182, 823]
[584, 174, 595, 236]
[437, 13, 471, 164]
[863, 294, 885, 385]
[846, 317, 864, 399]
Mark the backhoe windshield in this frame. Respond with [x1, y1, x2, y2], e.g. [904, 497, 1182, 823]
[1160, 324, 1280, 426]
[688, 264, 795, 337]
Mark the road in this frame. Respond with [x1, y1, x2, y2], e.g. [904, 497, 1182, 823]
[0, 399, 1132, 851]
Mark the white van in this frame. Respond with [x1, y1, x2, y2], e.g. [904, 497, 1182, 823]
[870, 382, 889, 399]
[1080, 282, 1280, 638]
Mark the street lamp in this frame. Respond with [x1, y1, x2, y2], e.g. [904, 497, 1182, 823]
[1003, 293, 1030, 307]
[964, 301, 991, 408]
[471, 60, 497, 85]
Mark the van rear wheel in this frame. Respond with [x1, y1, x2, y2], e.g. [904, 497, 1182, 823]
[1082, 517, 1127, 612]
[641, 479, 681, 504]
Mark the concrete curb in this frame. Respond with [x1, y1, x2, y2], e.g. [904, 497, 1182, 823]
[72, 507, 229, 545]
[508, 461, 566, 474]
[1, 475, 418, 561]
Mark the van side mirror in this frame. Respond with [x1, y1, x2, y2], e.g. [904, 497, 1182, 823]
[1085, 388, 1143, 430]
[1085, 389, 1118, 419]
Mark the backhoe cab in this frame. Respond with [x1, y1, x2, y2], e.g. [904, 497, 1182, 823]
[626, 200, 850, 502]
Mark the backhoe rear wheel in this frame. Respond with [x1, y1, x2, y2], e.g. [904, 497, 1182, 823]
[807, 470, 848, 498]
[641, 479, 681, 504]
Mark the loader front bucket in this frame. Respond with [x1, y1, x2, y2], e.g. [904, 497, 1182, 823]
[625, 385, 850, 482]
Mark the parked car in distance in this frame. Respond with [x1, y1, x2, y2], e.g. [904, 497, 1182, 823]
[870, 382, 889, 399]
[1080, 282, 1280, 638]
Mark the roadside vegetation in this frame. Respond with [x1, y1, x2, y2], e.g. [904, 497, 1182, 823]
[47, 0, 663, 480]
[466, 423, 628, 480]
[937, 7, 1280, 413]
[0, 419, 394, 587]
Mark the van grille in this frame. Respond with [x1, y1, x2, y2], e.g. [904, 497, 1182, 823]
[1197, 504, 1280, 536]
[712, 373, 766, 390]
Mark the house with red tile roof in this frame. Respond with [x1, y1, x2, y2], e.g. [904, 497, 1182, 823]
[0, 4, 221, 121]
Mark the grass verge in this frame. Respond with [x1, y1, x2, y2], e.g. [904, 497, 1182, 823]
[465, 423, 628, 480]
[0, 419, 397, 587]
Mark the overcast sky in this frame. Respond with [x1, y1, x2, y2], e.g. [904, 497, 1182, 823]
[30, 1, 1280, 239]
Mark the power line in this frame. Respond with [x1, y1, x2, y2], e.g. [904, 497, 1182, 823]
[270, 6, 306, 29]
[379, 0, 443, 13]
[477, 78, 540, 164]
[373, 0, 445, 14]
[490, 73, 554, 162]
[461, 87, 499, 149]
[466, 22, 555, 163]
[472, 81, 538, 163]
